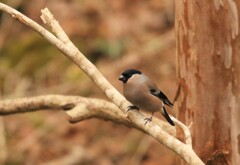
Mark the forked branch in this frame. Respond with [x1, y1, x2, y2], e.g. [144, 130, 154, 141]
[0, 95, 175, 135]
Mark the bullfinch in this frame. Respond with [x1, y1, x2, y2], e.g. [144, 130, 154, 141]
[119, 69, 174, 126]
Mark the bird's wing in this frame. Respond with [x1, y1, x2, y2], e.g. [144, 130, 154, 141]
[148, 83, 173, 107]
[141, 75, 173, 107]
[155, 91, 173, 107]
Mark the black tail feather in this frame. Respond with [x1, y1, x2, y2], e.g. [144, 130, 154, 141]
[161, 106, 175, 126]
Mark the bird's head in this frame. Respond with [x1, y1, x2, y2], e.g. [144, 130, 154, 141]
[119, 69, 142, 83]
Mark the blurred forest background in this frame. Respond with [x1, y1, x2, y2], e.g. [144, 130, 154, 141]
[0, 0, 178, 164]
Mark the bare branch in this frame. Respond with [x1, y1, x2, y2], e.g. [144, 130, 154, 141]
[0, 95, 77, 115]
[0, 95, 175, 135]
[171, 116, 192, 148]
[40, 8, 73, 46]
[0, 3, 204, 165]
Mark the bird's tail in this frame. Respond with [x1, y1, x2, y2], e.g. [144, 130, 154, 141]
[161, 106, 174, 126]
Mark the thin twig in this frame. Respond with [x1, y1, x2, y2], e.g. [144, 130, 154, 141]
[171, 116, 192, 148]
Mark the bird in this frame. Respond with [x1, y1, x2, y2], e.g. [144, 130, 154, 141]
[119, 69, 174, 126]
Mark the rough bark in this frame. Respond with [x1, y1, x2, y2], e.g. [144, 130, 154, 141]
[175, 0, 240, 164]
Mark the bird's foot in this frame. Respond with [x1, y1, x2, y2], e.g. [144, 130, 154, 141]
[144, 116, 152, 125]
[127, 105, 139, 113]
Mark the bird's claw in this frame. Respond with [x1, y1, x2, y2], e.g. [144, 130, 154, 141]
[127, 105, 139, 113]
[144, 117, 152, 125]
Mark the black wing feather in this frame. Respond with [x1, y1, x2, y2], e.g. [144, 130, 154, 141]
[150, 89, 173, 107]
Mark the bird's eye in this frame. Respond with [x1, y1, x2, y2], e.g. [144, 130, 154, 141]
[123, 73, 131, 78]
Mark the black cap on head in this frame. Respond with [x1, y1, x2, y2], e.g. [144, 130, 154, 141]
[119, 69, 141, 83]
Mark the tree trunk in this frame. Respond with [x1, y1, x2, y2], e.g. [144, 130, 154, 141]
[175, 1, 240, 164]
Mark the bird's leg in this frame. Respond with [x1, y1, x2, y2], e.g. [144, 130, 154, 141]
[144, 112, 154, 125]
[127, 105, 139, 113]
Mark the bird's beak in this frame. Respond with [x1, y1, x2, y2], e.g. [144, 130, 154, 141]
[119, 75, 126, 82]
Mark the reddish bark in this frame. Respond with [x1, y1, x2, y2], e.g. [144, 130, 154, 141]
[175, 1, 240, 164]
